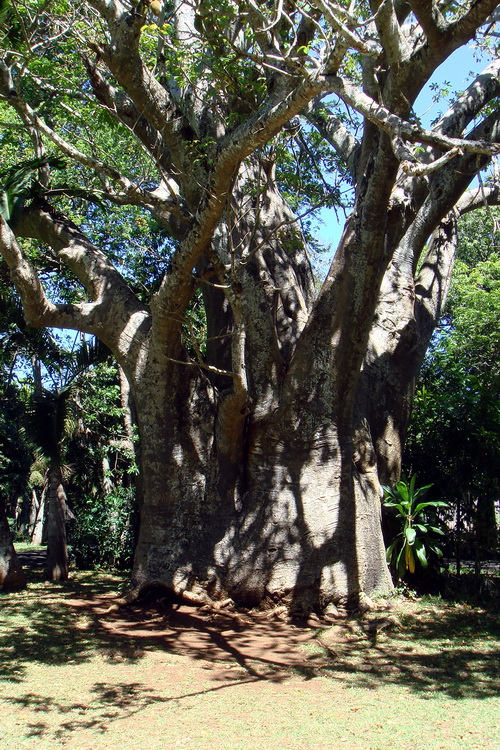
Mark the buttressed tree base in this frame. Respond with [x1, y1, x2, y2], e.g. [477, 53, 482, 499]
[1, 1, 499, 609]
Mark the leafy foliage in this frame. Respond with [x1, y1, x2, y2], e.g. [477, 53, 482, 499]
[383, 475, 448, 581]
[69, 485, 137, 570]
[405, 209, 500, 564]
[64, 361, 139, 570]
[0, 156, 66, 222]
[0, 384, 31, 514]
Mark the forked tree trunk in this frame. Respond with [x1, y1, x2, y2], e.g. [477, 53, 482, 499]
[131, 174, 394, 610]
[357, 216, 459, 485]
[45, 466, 69, 581]
[0, 495, 26, 591]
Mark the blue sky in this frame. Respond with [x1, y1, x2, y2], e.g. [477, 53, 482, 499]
[315, 43, 490, 253]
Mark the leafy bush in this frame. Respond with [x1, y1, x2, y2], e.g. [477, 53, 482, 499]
[382, 475, 448, 581]
[69, 485, 137, 570]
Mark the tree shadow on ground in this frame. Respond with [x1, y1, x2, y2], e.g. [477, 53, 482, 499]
[1, 570, 499, 708]
[315, 601, 499, 700]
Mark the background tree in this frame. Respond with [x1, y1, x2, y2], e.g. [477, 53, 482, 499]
[0, 1, 499, 610]
[65, 360, 139, 570]
[0, 268, 56, 590]
[405, 207, 499, 574]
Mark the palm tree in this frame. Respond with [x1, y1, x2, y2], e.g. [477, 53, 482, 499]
[24, 337, 111, 581]
[26, 386, 78, 581]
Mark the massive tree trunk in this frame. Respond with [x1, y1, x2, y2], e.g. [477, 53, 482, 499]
[131, 375, 391, 609]
[130, 170, 395, 608]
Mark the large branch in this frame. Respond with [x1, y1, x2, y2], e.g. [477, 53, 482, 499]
[0, 67, 177, 218]
[83, 59, 180, 180]
[389, 0, 499, 113]
[414, 214, 457, 357]
[456, 183, 500, 214]
[399, 113, 500, 267]
[410, 0, 498, 51]
[434, 59, 500, 139]
[11, 203, 151, 368]
[372, 0, 410, 64]
[408, 0, 447, 46]
[88, 1, 199, 204]
[150, 71, 329, 348]
[0, 214, 104, 333]
[327, 75, 500, 164]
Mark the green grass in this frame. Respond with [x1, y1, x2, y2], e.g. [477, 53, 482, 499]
[13, 542, 46, 553]
[1, 569, 499, 749]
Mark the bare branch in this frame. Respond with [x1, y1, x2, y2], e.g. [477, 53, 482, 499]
[398, 114, 500, 269]
[410, 0, 500, 68]
[325, 75, 500, 160]
[87, 3, 198, 203]
[310, 0, 379, 56]
[456, 182, 500, 214]
[306, 102, 360, 174]
[0, 214, 99, 332]
[401, 146, 464, 176]
[434, 58, 500, 138]
[372, 0, 410, 63]
[0, 77, 183, 217]
[0, 214, 54, 323]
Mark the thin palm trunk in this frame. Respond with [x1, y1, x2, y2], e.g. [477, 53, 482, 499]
[45, 465, 69, 581]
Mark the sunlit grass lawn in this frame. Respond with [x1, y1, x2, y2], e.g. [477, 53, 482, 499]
[0, 560, 499, 749]
[13, 542, 46, 553]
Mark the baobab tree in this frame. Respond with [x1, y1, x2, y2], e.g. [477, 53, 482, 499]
[0, 0, 498, 608]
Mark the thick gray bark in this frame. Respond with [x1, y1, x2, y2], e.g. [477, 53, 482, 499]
[131, 371, 392, 609]
[129, 167, 393, 608]
[356, 216, 458, 485]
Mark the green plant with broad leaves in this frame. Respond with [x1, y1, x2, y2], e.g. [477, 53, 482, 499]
[382, 475, 449, 580]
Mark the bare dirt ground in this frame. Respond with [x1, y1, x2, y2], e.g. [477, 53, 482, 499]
[1, 565, 499, 750]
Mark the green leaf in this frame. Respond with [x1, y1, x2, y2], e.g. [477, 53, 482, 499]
[414, 500, 449, 514]
[405, 526, 417, 544]
[427, 525, 445, 536]
[386, 538, 399, 563]
[395, 480, 409, 501]
[427, 542, 444, 558]
[396, 545, 406, 579]
[413, 483, 433, 501]
[413, 523, 428, 533]
[413, 538, 428, 567]
[383, 501, 406, 515]
[408, 473, 417, 498]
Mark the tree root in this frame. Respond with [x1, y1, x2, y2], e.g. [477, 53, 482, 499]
[108, 580, 234, 613]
